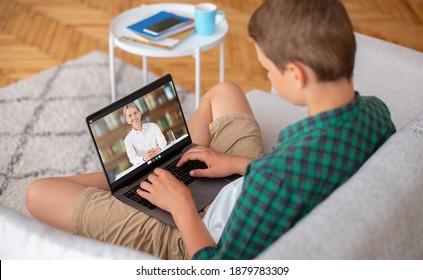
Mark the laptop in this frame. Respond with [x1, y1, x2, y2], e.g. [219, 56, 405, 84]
[86, 74, 238, 227]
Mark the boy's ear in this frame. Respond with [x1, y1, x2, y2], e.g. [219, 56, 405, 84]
[285, 62, 307, 89]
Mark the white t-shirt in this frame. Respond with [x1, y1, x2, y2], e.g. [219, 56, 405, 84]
[124, 123, 167, 165]
[202, 177, 244, 243]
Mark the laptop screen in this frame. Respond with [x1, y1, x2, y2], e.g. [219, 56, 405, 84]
[86, 74, 191, 190]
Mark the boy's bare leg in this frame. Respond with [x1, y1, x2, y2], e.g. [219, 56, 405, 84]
[188, 81, 254, 147]
[26, 172, 108, 232]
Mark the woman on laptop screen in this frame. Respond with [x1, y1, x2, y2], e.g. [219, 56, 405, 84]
[123, 102, 167, 166]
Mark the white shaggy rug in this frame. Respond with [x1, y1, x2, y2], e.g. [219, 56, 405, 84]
[0, 51, 195, 216]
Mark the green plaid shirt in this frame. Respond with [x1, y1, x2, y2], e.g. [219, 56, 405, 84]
[193, 93, 396, 259]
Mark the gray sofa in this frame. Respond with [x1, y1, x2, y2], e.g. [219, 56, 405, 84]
[1, 33, 423, 259]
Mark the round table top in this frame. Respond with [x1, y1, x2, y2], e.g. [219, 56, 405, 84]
[110, 3, 229, 58]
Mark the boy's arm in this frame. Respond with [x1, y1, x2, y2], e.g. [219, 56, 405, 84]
[177, 146, 253, 177]
[172, 202, 217, 259]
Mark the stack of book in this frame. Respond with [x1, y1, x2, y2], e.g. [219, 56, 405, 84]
[123, 11, 194, 49]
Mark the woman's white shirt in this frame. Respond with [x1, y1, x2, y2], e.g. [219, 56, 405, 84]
[124, 123, 167, 165]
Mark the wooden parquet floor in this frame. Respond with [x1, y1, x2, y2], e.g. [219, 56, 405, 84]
[1, 0, 422, 95]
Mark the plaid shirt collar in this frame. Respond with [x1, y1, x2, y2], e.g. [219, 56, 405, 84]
[279, 92, 361, 143]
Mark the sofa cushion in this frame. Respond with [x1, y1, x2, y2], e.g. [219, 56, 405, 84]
[257, 109, 423, 259]
[352, 33, 423, 129]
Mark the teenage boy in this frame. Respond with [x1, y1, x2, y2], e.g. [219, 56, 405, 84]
[26, 0, 395, 260]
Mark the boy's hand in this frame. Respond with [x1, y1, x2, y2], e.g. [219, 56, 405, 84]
[137, 167, 217, 259]
[177, 146, 252, 178]
[137, 168, 196, 215]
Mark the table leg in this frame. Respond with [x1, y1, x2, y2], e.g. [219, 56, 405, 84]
[194, 48, 201, 109]
[109, 35, 116, 102]
[142, 56, 148, 86]
[220, 41, 225, 82]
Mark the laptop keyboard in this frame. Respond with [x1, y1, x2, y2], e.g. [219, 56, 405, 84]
[122, 159, 207, 210]
[165, 159, 207, 185]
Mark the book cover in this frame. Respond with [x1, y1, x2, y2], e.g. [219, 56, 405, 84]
[127, 11, 193, 41]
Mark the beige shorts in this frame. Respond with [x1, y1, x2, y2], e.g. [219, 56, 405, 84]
[72, 113, 264, 259]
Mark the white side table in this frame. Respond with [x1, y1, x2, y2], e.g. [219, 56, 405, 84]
[109, 3, 228, 108]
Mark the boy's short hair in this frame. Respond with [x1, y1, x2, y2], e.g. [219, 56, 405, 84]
[248, 0, 356, 82]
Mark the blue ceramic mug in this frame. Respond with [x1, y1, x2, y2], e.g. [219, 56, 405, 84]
[194, 3, 225, 36]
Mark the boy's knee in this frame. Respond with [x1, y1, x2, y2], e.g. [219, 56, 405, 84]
[204, 81, 244, 101]
[26, 178, 47, 216]
[212, 81, 243, 94]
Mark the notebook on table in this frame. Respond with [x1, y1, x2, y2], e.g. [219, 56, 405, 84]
[127, 11, 194, 41]
[86, 74, 238, 227]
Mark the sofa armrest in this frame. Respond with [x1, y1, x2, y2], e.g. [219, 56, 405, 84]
[0, 204, 157, 259]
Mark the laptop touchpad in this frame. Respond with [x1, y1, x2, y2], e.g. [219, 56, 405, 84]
[189, 178, 228, 211]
